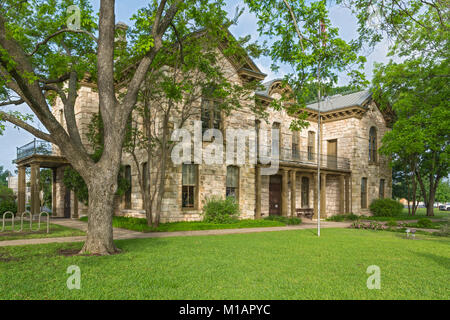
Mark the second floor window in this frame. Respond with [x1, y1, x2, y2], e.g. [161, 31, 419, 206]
[308, 131, 315, 161]
[292, 132, 300, 159]
[201, 99, 222, 133]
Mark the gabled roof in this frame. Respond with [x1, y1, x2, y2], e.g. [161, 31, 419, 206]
[306, 90, 372, 112]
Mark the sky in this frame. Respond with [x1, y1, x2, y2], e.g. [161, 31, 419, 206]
[0, 0, 392, 174]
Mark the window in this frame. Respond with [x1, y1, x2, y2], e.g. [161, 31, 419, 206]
[182, 164, 197, 208]
[292, 132, 300, 160]
[201, 99, 222, 133]
[301, 177, 309, 208]
[272, 122, 281, 158]
[308, 131, 315, 161]
[124, 165, 132, 209]
[226, 166, 239, 200]
[369, 127, 377, 163]
[361, 177, 368, 209]
[255, 120, 260, 157]
[379, 179, 385, 199]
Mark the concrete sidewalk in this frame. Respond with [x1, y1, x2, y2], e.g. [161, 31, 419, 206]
[0, 219, 352, 247]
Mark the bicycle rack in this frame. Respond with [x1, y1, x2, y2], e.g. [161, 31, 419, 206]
[1, 211, 15, 232]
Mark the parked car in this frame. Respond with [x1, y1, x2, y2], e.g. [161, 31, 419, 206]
[438, 204, 450, 211]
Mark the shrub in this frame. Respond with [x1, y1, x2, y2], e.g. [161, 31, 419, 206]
[0, 200, 17, 216]
[433, 224, 450, 237]
[369, 198, 404, 217]
[417, 218, 433, 228]
[350, 221, 386, 230]
[386, 219, 398, 227]
[263, 216, 302, 225]
[327, 213, 359, 222]
[202, 196, 240, 224]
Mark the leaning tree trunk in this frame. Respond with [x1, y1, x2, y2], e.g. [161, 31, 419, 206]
[79, 173, 119, 255]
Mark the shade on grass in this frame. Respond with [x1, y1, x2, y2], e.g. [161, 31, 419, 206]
[0, 223, 85, 241]
[79, 216, 287, 232]
[0, 228, 448, 300]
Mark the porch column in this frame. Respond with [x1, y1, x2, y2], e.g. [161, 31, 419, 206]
[17, 165, 26, 214]
[313, 173, 318, 219]
[348, 175, 353, 213]
[320, 173, 327, 218]
[339, 175, 345, 214]
[345, 175, 350, 214]
[281, 168, 288, 217]
[255, 166, 262, 219]
[290, 170, 296, 217]
[30, 163, 40, 216]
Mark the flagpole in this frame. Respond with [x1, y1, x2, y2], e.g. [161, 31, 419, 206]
[317, 20, 325, 237]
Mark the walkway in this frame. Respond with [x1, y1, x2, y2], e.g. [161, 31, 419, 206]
[0, 219, 352, 247]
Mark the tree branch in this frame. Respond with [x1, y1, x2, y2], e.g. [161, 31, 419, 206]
[0, 110, 54, 142]
[27, 28, 98, 56]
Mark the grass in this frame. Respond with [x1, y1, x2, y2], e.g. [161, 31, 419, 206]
[0, 222, 85, 241]
[79, 216, 288, 232]
[0, 228, 448, 300]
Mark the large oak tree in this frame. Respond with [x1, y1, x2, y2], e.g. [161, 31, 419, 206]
[0, 0, 235, 254]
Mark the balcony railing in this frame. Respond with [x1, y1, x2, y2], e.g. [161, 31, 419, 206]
[16, 139, 53, 160]
[259, 145, 351, 170]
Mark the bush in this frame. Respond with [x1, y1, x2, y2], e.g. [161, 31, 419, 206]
[202, 196, 240, 224]
[327, 213, 359, 222]
[0, 200, 17, 216]
[386, 219, 398, 227]
[369, 198, 404, 217]
[263, 216, 302, 225]
[417, 218, 433, 228]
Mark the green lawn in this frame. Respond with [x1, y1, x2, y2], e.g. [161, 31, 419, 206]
[0, 228, 448, 299]
[0, 222, 85, 241]
[79, 216, 290, 232]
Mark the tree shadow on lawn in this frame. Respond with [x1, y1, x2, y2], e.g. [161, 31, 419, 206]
[412, 251, 450, 270]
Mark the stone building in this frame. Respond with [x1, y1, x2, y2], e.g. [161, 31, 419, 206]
[13, 36, 392, 221]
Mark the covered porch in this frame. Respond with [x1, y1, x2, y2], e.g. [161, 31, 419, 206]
[14, 139, 77, 218]
[255, 149, 352, 220]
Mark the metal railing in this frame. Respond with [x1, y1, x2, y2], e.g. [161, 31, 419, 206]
[16, 139, 53, 160]
[259, 145, 351, 170]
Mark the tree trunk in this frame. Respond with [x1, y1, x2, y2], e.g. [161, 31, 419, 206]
[426, 188, 436, 217]
[80, 176, 119, 255]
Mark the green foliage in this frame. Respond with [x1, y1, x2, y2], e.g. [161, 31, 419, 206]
[202, 196, 240, 224]
[386, 220, 398, 227]
[369, 198, 404, 217]
[0, 166, 11, 187]
[263, 215, 302, 225]
[416, 218, 433, 229]
[244, 0, 368, 131]
[0, 200, 17, 216]
[326, 213, 359, 222]
[39, 169, 52, 209]
[0, 185, 15, 203]
[436, 180, 450, 204]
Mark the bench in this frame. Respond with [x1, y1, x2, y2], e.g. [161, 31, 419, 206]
[296, 208, 314, 219]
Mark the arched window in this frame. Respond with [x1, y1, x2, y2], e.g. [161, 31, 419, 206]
[369, 127, 377, 163]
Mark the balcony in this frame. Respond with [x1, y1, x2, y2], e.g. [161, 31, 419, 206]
[16, 139, 53, 161]
[259, 145, 351, 171]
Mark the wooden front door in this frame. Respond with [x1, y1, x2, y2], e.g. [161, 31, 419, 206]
[327, 140, 337, 169]
[269, 175, 282, 216]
